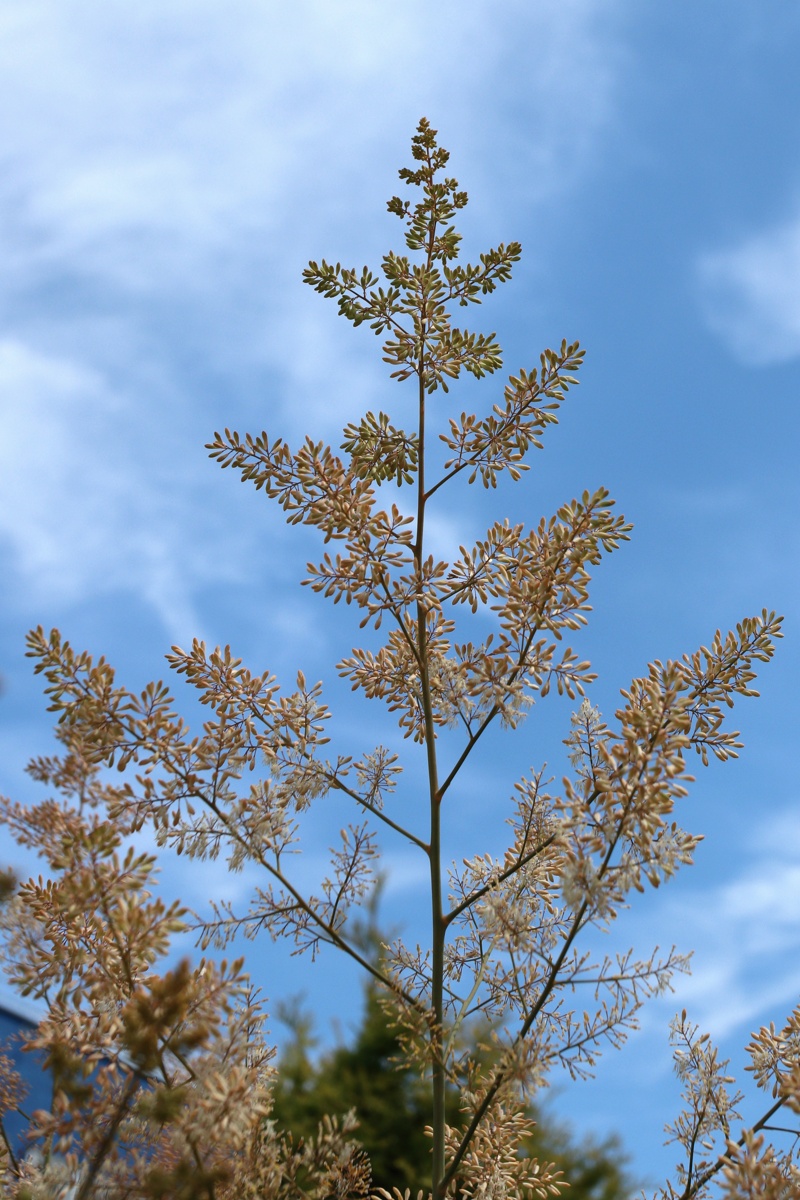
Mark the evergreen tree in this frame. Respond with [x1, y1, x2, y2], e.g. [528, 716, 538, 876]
[271, 980, 632, 1199]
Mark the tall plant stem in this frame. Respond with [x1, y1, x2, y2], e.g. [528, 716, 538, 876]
[413, 273, 446, 1197]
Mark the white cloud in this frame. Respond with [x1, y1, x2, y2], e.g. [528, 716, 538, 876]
[0, 337, 241, 637]
[0, 0, 629, 627]
[0, 0, 625, 296]
[628, 807, 800, 1042]
[696, 210, 800, 365]
[0, 338, 123, 585]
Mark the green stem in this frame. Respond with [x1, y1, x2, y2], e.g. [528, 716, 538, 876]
[417, 366, 446, 1200]
[414, 166, 447, 1199]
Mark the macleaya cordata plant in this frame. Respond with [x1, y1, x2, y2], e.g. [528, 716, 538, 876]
[0, 727, 370, 1198]
[0, 119, 796, 1198]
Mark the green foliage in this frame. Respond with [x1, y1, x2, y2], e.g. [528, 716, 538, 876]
[0, 868, 16, 908]
[272, 987, 439, 1194]
[271, 978, 632, 1200]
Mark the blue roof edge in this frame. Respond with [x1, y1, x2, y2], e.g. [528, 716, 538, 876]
[0, 990, 46, 1030]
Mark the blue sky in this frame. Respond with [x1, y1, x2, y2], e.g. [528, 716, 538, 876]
[1, 1, 799, 1189]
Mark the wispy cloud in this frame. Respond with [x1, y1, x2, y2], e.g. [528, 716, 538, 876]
[696, 208, 800, 365]
[0, 337, 243, 639]
[628, 806, 800, 1044]
[0, 0, 628, 631]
